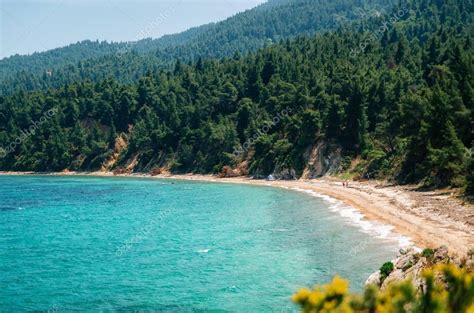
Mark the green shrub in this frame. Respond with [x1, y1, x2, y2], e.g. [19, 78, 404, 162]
[379, 261, 394, 279]
[422, 248, 435, 258]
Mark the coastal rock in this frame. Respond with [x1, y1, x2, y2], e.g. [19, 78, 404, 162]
[301, 141, 342, 179]
[433, 246, 449, 263]
[150, 167, 162, 176]
[466, 250, 474, 271]
[102, 134, 128, 171]
[113, 167, 131, 175]
[220, 165, 241, 178]
[399, 248, 408, 255]
[219, 162, 248, 178]
[273, 168, 297, 180]
[466, 259, 474, 271]
[366, 246, 472, 293]
[403, 257, 429, 293]
[381, 269, 405, 291]
[365, 271, 381, 286]
[395, 253, 416, 270]
[399, 247, 416, 256]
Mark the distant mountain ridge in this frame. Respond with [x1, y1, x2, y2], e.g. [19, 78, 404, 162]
[0, 0, 394, 94]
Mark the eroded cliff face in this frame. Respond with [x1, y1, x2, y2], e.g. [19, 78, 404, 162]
[110, 136, 344, 179]
[242, 141, 343, 180]
[366, 246, 474, 292]
[101, 133, 128, 172]
[301, 141, 342, 179]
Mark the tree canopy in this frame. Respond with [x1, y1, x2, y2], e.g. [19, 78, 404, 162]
[0, 0, 472, 192]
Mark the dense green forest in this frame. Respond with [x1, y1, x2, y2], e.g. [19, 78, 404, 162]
[0, 0, 472, 192]
[0, 0, 393, 95]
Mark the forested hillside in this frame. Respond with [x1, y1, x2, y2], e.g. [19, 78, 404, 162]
[0, 0, 472, 192]
[0, 0, 393, 95]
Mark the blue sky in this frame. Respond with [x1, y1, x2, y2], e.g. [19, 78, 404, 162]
[0, 0, 265, 59]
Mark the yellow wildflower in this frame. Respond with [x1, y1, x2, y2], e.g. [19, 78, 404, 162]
[308, 290, 324, 306]
[325, 275, 349, 296]
[465, 273, 472, 288]
[467, 304, 474, 313]
[292, 288, 311, 303]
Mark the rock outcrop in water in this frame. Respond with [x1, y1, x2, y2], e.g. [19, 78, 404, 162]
[366, 246, 474, 292]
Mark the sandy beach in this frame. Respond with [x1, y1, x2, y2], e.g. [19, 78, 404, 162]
[1, 171, 472, 256]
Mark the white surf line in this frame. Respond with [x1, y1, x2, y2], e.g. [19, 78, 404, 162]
[153, 176, 417, 249]
[280, 185, 417, 250]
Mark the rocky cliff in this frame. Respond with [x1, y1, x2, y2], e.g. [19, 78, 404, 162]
[366, 246, 474, 292]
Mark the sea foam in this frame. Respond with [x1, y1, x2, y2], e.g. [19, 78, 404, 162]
[288, 187, 413, 248]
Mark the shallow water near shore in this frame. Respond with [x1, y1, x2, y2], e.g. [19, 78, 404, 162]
[0, 175, 402, 311]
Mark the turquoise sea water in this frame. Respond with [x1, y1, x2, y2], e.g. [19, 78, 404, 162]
[0, 175, 401, 311]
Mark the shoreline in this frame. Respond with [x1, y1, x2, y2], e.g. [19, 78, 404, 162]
[1, 171, 472, 255]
